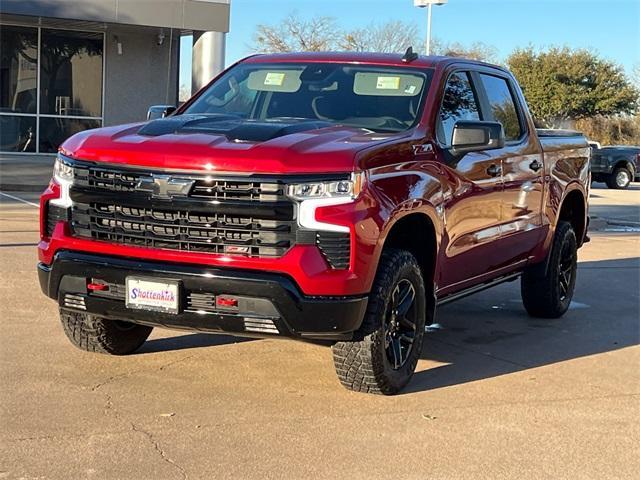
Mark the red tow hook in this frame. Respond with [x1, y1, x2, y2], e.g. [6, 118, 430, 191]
[87, 282, 109, 292]
[216, 296, 239, 308]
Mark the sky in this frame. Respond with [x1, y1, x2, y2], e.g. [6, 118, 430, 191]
[180, 0, 639, 94]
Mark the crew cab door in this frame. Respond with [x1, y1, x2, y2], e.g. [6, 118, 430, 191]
[474, 72, 544, 266]
[435, 71, 506, 291]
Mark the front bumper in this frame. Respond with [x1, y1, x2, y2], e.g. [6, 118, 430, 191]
[39, 251, 368, 341]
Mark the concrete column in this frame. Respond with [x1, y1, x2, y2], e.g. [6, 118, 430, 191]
[192, 31, 226, 93]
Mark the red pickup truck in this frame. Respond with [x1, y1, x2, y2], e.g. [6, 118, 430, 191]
[38, 51, 590, 394]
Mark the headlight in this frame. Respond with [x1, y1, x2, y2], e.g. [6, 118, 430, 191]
[290, 173, 364, 234]
[50, 155, 74, 208]
[287, 173, 363, 201]
[53, 155, 74, 184]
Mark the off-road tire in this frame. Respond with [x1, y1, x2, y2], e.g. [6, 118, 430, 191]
[332, 249, 427, 395]
[60, 309, 152, 355]
[606, 167, 632, 189]
[521, 221, 577, 318]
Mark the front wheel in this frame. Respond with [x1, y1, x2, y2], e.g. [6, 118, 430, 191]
[521, 221, 577, 318]
[606, 167, 632, 189]
[332, 249, 427, 395]
[60, 310, 153, 355]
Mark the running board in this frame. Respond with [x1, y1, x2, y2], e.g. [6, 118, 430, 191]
[436, 272, 521, 306]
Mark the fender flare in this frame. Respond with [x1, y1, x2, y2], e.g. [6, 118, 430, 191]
[540, 181, 588, 275]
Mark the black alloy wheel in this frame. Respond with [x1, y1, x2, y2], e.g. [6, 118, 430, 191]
[384, 279, 418, 370]
[332, 249, 428, 394]
[557, 239, 576, 302]
[521, 221, 577, 318]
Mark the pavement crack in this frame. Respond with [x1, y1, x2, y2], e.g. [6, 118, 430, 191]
[90, 369, 144, 392]
[130, 423, 187, 480]
[90, 354, 196, 392]
[158, 354, 196, 371]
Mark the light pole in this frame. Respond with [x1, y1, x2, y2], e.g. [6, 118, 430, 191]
[413, 0, 448, 56]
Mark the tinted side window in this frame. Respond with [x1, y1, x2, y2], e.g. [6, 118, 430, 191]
[479, 74, 523, 141]
[438, 72, 480, 145]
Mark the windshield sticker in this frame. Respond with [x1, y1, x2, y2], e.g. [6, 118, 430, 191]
[376, 76, 401, 90]
[404, 85, 417, 94]
[264, 72, 286, 86]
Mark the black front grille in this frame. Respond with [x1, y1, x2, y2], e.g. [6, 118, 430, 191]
[81, 168, 141, 191]
[316, 232, 351, 269]
[67, 161, 299, 257]
[75, 165, 287, 202]
[190, 180, 284, 202]
[71, 202, 295, 257]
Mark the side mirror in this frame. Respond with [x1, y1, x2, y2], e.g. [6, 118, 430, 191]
[147, 105, 176, 120]
[451, 121, 505, 155]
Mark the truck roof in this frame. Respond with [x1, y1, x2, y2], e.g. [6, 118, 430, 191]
[243, 51, 501, 70]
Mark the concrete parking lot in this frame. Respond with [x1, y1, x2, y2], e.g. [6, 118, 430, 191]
[0, 180, 638, 479]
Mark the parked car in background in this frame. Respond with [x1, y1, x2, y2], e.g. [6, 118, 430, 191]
[590, 144, 640, 189]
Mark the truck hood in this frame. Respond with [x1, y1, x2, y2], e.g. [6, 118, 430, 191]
[60, 115, 402, 174]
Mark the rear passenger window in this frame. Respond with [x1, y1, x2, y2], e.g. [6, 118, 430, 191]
[479, 74, 523, 141]
[437, 72, 480, 146]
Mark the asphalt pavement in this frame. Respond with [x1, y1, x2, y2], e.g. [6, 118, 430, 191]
[0, 180, 638, 479]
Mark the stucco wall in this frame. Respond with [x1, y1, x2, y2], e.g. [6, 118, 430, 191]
[103, 28, 179, 126]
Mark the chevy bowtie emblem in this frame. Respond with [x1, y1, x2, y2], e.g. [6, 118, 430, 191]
[137, 174, 194, 199]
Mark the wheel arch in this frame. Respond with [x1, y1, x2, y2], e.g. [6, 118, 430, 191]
[380, 211, 439, 287]
[613, 159, 635, 175]
[557, 186, 587, 247]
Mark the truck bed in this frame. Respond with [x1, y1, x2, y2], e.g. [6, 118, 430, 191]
[537, 129, 588, 154]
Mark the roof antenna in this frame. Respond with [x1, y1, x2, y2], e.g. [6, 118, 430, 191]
[402, 46, 419, 63]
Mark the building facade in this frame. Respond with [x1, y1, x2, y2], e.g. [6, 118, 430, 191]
[0, 0, 229, 154]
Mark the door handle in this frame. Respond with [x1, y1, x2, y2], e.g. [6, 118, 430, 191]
[486, 164, 502, 177]
[529, 159, 543, 172]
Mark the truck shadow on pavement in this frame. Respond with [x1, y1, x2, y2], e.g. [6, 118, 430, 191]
[129, 257, 638, 395]
[139, 333, 254, 353]
[404, 257, 639, 394]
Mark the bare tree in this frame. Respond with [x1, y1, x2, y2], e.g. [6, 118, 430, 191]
[252, 13, 340, 52]
[632, 64, 640, 89]
[433, 41, 499, 63]
[339, 21, 421, 53]
[250, 12, 499, 65]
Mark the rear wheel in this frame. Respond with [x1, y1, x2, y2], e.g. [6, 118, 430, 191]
[60, 310, 152, 355]
[606, 167, 632, 189]
[521, 221, 577, 318]
[332, 249, 427, 395]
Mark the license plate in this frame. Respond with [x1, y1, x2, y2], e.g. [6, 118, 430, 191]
[126, 277, 179, 314]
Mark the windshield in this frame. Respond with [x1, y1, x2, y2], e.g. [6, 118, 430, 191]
[184, 63, 434, 133]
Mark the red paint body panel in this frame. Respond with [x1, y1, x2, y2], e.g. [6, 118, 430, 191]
[40, 53, 590, 301]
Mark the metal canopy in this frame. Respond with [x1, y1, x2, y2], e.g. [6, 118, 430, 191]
[0, 0, 230, 33]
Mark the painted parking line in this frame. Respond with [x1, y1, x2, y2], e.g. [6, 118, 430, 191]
[0, 191, 40, 208]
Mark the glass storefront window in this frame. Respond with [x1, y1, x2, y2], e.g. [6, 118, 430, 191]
[0, 25, 103, 153]
[40, 29, 103, 118]
[0, 115, 37, 152]
[0, 25, 38, 114]
[38, 117, 101, 153]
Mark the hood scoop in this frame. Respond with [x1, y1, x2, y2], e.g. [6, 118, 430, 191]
[138, 115, 333, 143]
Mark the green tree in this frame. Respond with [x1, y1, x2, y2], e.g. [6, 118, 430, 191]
[507, 47, 639, 127]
